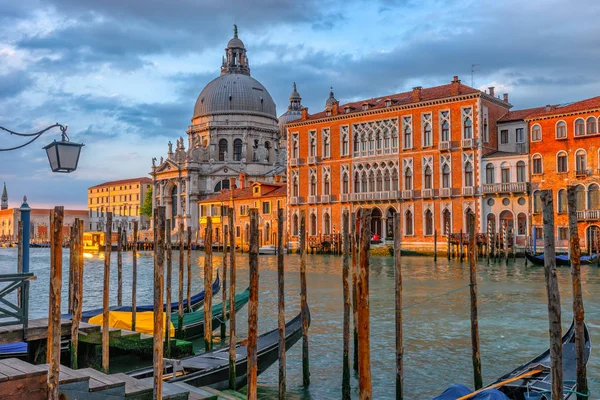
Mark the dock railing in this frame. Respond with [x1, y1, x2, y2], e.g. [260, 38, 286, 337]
[0, 272, 33, 330]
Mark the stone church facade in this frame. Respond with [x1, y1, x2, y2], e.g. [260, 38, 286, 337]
[151, 27, 292, 235]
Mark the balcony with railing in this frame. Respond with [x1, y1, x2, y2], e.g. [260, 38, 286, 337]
[438, 141, 451, 151]
[402, 190, 413, 200]
[320, 195, 331, 203]
[575, 168, 592, 177]
[482, 182, 529, 194]
[422, 188, 433, 198]
[462, 186, 475, 196]
[290, 158, 300, 167]
[340, 193, 349, 202]
[439, 187, 452, 197]
[307, 156, 321, 165]
[290, 197, 299, 205]
[577, 210, 600, 221]
[461, 138, 477, 149]
[307, 195, 318, 204]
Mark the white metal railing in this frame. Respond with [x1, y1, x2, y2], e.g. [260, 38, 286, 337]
[422, 189, 433, 198]
[577, 210, 600, 221]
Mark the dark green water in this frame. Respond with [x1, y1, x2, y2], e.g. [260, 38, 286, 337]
[0, 248, 598, 399]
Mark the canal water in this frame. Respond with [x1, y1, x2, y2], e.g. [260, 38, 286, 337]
[0, 247, 599, 399]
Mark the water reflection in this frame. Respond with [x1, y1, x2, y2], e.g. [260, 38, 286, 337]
[0, 248, 599, 398]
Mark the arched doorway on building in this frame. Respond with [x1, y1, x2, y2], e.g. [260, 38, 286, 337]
[371, 208, 382, 239]
[385, 207, 397, 240]
[587, 225, 600, 253]
[499, 210, 514, 232]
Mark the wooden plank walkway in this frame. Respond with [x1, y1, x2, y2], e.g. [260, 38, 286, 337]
[0, 318, 100, 344]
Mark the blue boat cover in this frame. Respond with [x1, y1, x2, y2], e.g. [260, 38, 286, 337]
[533, 253, 597, 262]
[0, 341, 27, 354]
[433, 384, 510, 400]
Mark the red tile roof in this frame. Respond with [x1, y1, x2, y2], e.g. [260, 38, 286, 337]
[293, 82, 488, 122]
[525, 96, 600, 120]
[89, 177, 152, 189]
[199, 182, 285, 203]
[498, 106, 553, 122]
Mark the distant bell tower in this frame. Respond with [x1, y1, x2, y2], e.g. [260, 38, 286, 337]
[1, 182, 7, 210]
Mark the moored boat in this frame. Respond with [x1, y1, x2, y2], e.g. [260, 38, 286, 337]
[525, 251, 598, 266]
[127, 306, 309, 391]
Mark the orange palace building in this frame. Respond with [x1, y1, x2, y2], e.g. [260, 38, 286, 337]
[286, 77, 512, 251]
[528, 96, 600, 252]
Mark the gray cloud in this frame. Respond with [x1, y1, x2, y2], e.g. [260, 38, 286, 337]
[0, 71, 35, 97]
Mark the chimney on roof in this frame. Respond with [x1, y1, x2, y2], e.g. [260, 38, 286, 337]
[488, 87, 495, 97]
[229, 177, 236, 192]
[239, 173, 246, 189]
[412, 86, 422, 102]
[451, 75, 461, 96]
[301, 107, 309, 120]
[503, 93, 509, 103]
[545, 104, 552, 112]
[332, 102, 339, 116]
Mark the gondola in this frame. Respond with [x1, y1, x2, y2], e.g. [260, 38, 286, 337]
[128, 306, 310, 391]
[434, 320, 591, 399]
[525, 251, 598, 266]
[176, 287, 250, 340]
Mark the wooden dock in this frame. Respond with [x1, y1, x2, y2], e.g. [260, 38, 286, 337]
[0, 357, 247, 399]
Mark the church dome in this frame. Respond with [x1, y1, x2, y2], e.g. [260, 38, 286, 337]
[325, 88, 338, 110]
[193, 25, 277, 120]
[194, 73, 277, 118]
[278, 82, 303, 135]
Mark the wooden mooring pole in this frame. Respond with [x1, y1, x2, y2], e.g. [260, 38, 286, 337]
[153, 206, 166, 400]
[132, 221, 138, 332]
[351, 212, 359, 372]
[541, 189, 563, 399]
[68, 223, 74, 313]
[468, 213, 482, 390]
[117, 226, 123, 306]
[357, 209, 372, 400]
[221, 221, 228, 342]
[204, 217, 214, 351]
[17, 221, 23, 307]
[247, 209, 259, 400]
[48, 206, 63, 400]
[342, 212, 351, 400]
[277, 207, 286, 399]
[178, 221, 184, 333]
[102, 212, 113, 373]
[446, 221, 451, 261]
[433, 228, 437, 262]
[567, 186, 588, 399]
[165, 219, 173, 358]
[393, 213, 403, 400]
[70, 219, 83, 369]
[187, 227, 192, 313]
[228, 205, 237, 389]
[300, 210, 310, 386]
[459, 228, 464, 262]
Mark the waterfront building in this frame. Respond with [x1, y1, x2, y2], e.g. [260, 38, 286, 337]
[87, 177, 152, 234]
[0, 185, 88, 242]
[481, 106, 545, 249]
[286, 77, 512, 252]
[151, 26, 285, 237]
[527, 96, 600, 252]
[196, 176, 287, 249]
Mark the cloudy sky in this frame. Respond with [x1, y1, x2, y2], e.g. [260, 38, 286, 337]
[1, 0, 599, 209]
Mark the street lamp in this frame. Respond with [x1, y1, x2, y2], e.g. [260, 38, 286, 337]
[0, 123, 84, 173]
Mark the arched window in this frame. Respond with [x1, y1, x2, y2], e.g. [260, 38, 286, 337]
[588, 184, 599, 210]
[517, 213, 527, 235]
[576, 185, 585, 211]
[557, 151, 568, 173]
[368, 133, 375, 152]
[310, 175, 317, 196]
[342, 132, 349, 156]
[219, 139, 228, 161]
[464, 162, 473, 186]
[443, 209, 451, 235]
[424, 166, 433, 189]
[575, 150, 586, 174]
[501, 162, 510, 183]
[423, 122, 432, 147]
[376, 132, 382, 151]
[424, 209, 433, 236]
[214, 179, 230, 192]
[171, 186, 177, 218]
[292, 214, 299, 236]
[403, 125, 412, 149]
[310, 213, 317, 236]
[324, 173, 330, 195]
[516, 161, 526, 182]
[486, 164, 495, 184]
[324, 213, 331, 235]
[384, 170, 391, 191]
[532, 154, 543, 174]
[586, 117, 597, 135]
[233, 139, 243, 161]
[533, 190, 542, 213]
[404, 168, 413, 190]
[391, 131, 398, 149]
[486, 213, 496, 233]
[575, 118, 585, 136]
[292, 176, 299, 197]
[353, 133, 360, 152]
[342, 173, 349, 194]
[531, 125, 542, 141]
[556, 121, 567, 138]
[264, 222, 270, 243]
[557, 189, 567, 214]
[354, 172, 361, 193]
[463, 117, 472, 139]
[264, 141, 271, 163]
[361, 172, 368, 193]
[369, 171, 375, 192]
[442, 164, 451, 188]
[441, 119, 450, 141]
[404, 210, 413, 236]
[376, 171, 383, 192]
[391, 169, 399, 190]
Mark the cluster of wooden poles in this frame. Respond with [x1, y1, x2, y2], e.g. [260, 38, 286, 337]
[340, 187, 588, 399]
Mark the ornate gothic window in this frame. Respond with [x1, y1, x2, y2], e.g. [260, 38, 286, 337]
[322, 128, 330, 158]
[440, 111, 450, 142]
[402, 116, 412, 149]
[424, 209, 433, 236]
[422, 113, 432, 147]
[324, 213, 331, 235]
[404, 210, 413, 236]
[310, 213, 317, 236]
[442, 164, 451, 188]
[464, 162, 474, 187]
[309, 130, 317, 157]
[404, 168, 413, 190]
[292, 214, 299, 236]
[462, 108, 473, 139]
[443, 209, 451, 235]
[424, 166, 433, 189]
